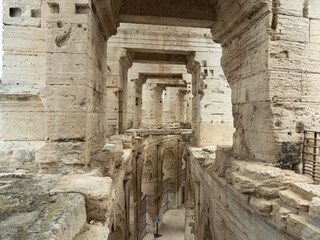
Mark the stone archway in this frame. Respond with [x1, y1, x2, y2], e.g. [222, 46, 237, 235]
[162, 149, 180, 210]
[141, 159, 157, 234]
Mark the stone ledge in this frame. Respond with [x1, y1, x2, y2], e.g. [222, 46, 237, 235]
[50, 175, 113, 221]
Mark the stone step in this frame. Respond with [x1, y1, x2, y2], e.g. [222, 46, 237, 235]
[279, 189, 310, 212]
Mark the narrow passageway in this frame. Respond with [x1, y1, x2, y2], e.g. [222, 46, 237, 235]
[145, 206, 186, 240]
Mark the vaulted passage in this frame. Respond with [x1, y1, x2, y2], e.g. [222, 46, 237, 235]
[1, 0, 320, 240]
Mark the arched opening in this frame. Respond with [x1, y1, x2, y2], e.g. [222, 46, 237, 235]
[162, 150, 179, 211]
[141, 159, 157, 236]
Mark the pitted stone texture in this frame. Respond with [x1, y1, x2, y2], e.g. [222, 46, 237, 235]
[0, 173, 86, 240]
[50, 175, 112, 221]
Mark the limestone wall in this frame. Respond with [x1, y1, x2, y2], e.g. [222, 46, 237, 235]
[212, 0, 320, 168]
[185, 146, 320, 240]
[1, 0, 46, 170]
[1, 0, 109, 172]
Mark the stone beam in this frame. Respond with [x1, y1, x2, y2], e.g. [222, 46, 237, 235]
[130, 52, 187, 65]
[119, 0, 216, 28]
[119, 15, 214, 28]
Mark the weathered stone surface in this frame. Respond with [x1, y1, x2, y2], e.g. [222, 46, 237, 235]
[279, 189, 310, 212]
[1, 1, 320, 240]
[275, 206, 293, 230]
[291, 183, 320, 200]
[249, 197, 273, 216]
[287, 214, 320, 240]
[309, 198, 320, 220]
[102, 140, 123, 152]
[109, 134, 133, 148]
[0, 174, 86, 240]
[50, 175, 112, 221]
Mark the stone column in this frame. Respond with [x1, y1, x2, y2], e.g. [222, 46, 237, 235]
[163, 87, 186, 125]
[1, 0, 46, 170]
[133, 78, 143, 128]
[106, 48, 132, 136]
[1, 0, 118, 171]
[213, 1, 320, 168]
[142, 84, 165, 127]
[187, 50, 234, 148]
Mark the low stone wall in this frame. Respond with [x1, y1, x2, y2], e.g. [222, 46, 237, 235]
[185, 146, 320, 240]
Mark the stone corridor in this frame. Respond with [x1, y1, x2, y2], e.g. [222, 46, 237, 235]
[1, 0, 320, 240]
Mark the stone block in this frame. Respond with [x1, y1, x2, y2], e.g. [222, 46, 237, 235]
[1, 97, 45, 141]
[273, 14, 309, 43]
[35, 142, 88, 165]
[249, 197, 273, 216]
[46, 21, 89, 54]
[304, 0, 320, 19]
[275, 207, 293, 230]
[45, 111, 87, 141]
[3, 26, 45, 53]
[74, 223, 110, 240]
[3, 0, 42, 27]
[291, 183, 320, 200]
[109, 134, 133, 148]
[275, 0, 305, 17]
[310, 19, 320, 43]
[279, 189, 310, 212]
[25, 193, 86, 240]
[43, 84, 88, 112]
[2, 53, 46, 85]
[50, 175, 112, 221]
[287, 214, 320, 239]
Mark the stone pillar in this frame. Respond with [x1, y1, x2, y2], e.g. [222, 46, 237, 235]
[106, 48, 132, 136]
[187, 50, 234, 148]
[38, 0, 110, 170]
[1, 0, 118, 171]
[142, 84, 165, 127]
[163, 87, 186, 125]
[133, 78, 143, 128]
[1, 0, 46, 170]
[213, 1, 320, 168]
